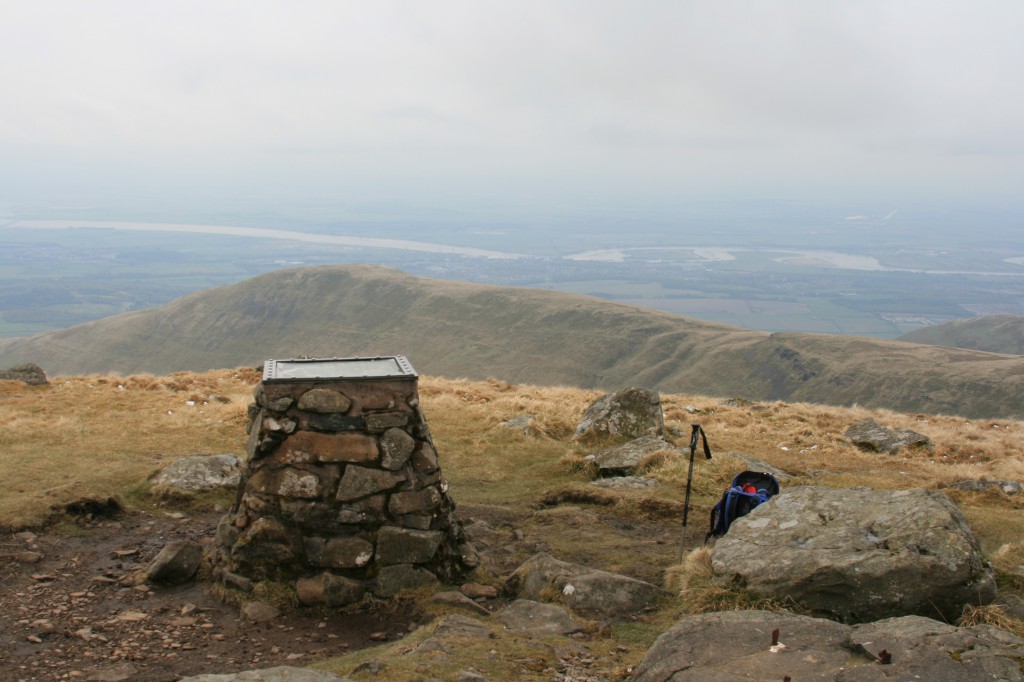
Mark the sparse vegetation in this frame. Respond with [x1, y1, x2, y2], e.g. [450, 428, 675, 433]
[2, 368, 1023, 679]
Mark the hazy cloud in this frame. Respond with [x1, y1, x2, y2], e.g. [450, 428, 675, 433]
[2, 0, 1023, 214]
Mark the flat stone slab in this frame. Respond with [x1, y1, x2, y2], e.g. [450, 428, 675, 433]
[178, 667, 352, 681]
[433, 614, 493, 639]
[844, 418, 932, 454]
[633, 610, 1024, 682]
[587, 435, 679, 476]
[496, 600, 583, 636]
[949, 479, 1022, 495]
[505, 552, 667, 621]
[590, 476, 659, 489]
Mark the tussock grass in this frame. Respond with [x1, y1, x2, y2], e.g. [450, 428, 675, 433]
[958, 603, 1024, 638]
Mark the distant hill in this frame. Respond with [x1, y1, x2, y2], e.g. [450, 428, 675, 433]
[1, 264, 1023, 419]
[899, 315, 1024, 355]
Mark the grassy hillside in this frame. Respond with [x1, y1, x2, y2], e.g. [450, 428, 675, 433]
[1, 264, 1023, 419]
[900, 314, 1024, 355]
[2, 369, 1023, 678]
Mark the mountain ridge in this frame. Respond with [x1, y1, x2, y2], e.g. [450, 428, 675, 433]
[2, 264, 1022, 419]
[899, 314, 1024, 355]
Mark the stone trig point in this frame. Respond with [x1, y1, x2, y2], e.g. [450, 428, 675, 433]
[213, 356, 477, 605]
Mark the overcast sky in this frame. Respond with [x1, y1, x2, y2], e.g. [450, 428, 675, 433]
[2, 1, 1023, 220]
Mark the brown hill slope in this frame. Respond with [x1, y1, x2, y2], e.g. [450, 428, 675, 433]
[1, 264, 1023, 419]
[900, 314, 1024, 355]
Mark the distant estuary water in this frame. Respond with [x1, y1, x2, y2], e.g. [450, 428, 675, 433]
[5, 219, 525, 260]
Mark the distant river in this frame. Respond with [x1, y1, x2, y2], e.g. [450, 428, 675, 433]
[566, 246, 1024, 276]
[4, 219, 525, 260]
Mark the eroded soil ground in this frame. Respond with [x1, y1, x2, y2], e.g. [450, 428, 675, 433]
[0, 509, 417, 682]
[0, 498, 681, 682]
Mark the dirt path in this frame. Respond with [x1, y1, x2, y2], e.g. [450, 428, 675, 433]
[0, 509, 415, 682]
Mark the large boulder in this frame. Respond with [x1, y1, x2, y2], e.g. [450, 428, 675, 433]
[844, 418, 932, 454]
[504, 552, 667, 620]
[150, 454, 242, 492]
[633, 610, 1024, 681]
[711, 486, 996, 623]
[575, 387, 664, 441]
[587, 435, 679, 477]
[0, 362, 48, 386]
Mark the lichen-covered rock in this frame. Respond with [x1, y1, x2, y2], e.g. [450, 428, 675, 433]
[379, 427, 416, 469]
[711, 486, 995, 623]
[151, 454, 242, 492]
[844, 418, 932, 454]
[0, 362, 48, 386]
[505, 552, 667, 620]
[575, 387, 664, 441]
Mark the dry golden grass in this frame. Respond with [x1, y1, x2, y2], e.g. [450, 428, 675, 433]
[3, 369, 1023, 679]
[0, 370, 255, 527]
[958, 603, 1024, 638]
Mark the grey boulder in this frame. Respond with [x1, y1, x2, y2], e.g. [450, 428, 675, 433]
[711, 486, 995, 623]
[0, 362, 48, 385]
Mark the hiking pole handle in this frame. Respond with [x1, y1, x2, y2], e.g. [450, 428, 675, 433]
[691, 423, 712, 460]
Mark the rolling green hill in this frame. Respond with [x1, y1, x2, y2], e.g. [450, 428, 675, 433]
[899, 315, 1024, 355]
[2, 264, 1023, 419]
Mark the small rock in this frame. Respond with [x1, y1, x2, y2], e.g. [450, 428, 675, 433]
[460, 583, 499, 600]
[145, 540, 203, 585]
[432, 591, 490, 616]
[241, 601, 281, 623]
[8, 551, 43, 563]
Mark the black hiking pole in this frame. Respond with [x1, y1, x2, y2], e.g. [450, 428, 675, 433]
[680, 423, 712, 561]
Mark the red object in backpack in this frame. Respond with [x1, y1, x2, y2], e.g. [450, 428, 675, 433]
[742, 483, 757, 494]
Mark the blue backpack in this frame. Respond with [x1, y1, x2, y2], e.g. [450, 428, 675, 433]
[706, 471, 780, 541]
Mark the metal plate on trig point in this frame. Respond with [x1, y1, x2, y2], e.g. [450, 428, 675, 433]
[262, 356, 417, 382]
